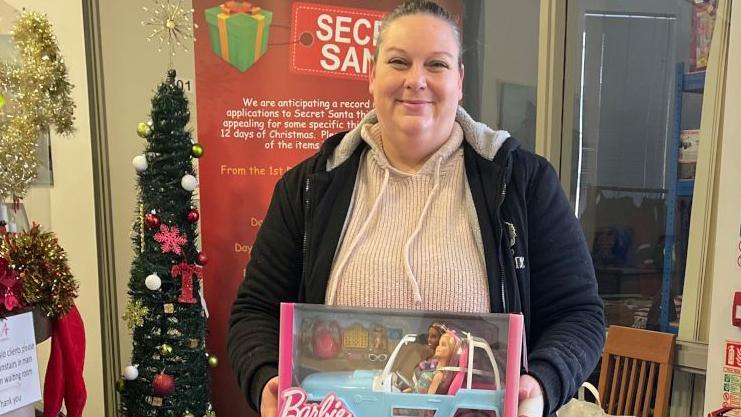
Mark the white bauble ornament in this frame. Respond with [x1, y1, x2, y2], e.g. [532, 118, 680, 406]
[132, 155, 148, 172]
[145, 273, 162, 291]
[181, 174, 198, 192]
[123, 365, 139, 380]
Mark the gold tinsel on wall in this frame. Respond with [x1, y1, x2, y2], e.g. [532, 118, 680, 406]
[0, 11, 75, 201]
[0, 224, 78, 318]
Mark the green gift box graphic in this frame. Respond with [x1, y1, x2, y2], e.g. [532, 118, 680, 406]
[205, 3, 272, 72]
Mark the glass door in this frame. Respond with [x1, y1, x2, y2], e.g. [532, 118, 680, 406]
[561, 0, 717, 333]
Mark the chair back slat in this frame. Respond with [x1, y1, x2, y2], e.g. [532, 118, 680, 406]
[624, 357, 639, 414]
[642, 361, 657, 417]
[608, 356, 621, 413]
[654, 364, 674, 417]
[617, 357, 630, 413]
[633, 360, 648, 417]
[597, 326, 676, 417]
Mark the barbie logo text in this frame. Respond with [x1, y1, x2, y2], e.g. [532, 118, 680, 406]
[279, 388, 354, 417]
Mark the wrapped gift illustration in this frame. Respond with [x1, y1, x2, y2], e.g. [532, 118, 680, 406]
[205, 1, 272, 72]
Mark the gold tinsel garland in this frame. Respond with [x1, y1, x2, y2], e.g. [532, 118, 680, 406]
[0, 225, 78, 318]
[0, 11, 75, 200]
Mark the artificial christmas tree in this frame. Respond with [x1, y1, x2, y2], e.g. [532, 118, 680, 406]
[120, 69, 212, 417]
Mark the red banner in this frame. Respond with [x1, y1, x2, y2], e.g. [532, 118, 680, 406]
[193, 1, 462, 414]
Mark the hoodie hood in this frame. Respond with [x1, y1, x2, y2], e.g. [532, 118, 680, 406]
[327, 106, 511, 172]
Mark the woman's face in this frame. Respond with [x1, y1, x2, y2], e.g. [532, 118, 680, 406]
[369, 14, 463, 140]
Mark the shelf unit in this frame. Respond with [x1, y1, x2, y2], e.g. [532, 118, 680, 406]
[660, 65, 705, 333]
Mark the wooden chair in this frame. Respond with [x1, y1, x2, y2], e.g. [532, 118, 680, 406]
[597, 326, 676, 417]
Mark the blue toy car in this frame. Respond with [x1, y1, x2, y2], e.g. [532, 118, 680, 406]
[301, 332, 504, 417]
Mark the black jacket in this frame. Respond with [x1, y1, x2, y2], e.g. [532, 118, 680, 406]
[229, 112, 604, 417]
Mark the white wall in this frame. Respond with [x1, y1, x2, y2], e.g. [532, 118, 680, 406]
[481, 0, 540, 150]
[1, 0, 104, 415]
[703, 1, 741, 413]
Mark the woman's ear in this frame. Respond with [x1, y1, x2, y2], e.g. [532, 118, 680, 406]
[368, 60, 376, 96]
[458, 64, 464, 101]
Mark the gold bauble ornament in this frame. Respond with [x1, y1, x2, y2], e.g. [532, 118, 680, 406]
[136, 122, 151, 138]
[159, 343, 174, 357]
[191, 143, 204, 158]
[183, 412, 195, 417]
[207, 354, 219, 368]
[115, 378, 125, 392]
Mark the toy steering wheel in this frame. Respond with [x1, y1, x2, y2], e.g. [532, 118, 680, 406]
[392, 371, 412, 391]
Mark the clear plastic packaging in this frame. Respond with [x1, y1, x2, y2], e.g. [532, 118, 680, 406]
[279, 303, 525, 417]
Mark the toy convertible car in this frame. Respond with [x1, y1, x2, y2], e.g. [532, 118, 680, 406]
[301, 332, 504, 417]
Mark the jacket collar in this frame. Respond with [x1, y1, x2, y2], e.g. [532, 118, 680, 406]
[326, 106, 514, 171]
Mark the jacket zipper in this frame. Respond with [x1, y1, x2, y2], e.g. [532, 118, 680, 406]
[301, 177, 312, 283]
[498, 181, 508, 312]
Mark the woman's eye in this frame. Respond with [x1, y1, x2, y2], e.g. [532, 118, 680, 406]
[388, 58, 407, 66]
[428, 61, 449, 69]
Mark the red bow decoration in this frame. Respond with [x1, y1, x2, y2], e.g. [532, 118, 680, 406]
[0, 257, 24, 312]
[220, 0, 261, 15]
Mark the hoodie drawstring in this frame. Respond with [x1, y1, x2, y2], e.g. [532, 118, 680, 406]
[402, 156, 443, 304]
[326, 167, 391, 305]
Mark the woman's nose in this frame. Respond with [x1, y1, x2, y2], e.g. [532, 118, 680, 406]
[405, 65, 427, 90]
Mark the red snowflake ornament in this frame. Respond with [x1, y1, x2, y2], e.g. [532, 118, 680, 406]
[0, 258, 24, 312]
[153, 224, 188, 255]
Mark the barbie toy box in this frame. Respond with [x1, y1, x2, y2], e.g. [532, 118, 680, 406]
[278, 303, 525, 417]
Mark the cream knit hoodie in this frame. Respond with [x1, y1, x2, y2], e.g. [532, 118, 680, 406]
[325, 121, 491, 312]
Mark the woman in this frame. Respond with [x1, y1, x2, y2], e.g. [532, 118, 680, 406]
[228, 1, 604, 416]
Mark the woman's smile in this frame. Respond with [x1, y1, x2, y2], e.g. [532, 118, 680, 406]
[398, 98, 433, 113]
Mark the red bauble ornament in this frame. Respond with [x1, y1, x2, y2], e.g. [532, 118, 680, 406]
[196, 252, 208, 266]
[144, 213, 161, 228]
[152, 372, 175, 396]
[186, 209, 199, 223]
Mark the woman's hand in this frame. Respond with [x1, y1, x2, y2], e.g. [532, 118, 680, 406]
[518, 374, 544, 417]
[261, 376, 280, 417]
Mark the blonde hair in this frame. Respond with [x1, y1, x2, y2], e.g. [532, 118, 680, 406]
[374, 0, 462, 66]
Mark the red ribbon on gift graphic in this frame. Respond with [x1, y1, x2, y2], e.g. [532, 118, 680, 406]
[220, 1, 261, 15]
[171, 261, 203, 304]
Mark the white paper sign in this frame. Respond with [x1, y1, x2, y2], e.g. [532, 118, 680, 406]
[0, 312, 41, 413]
